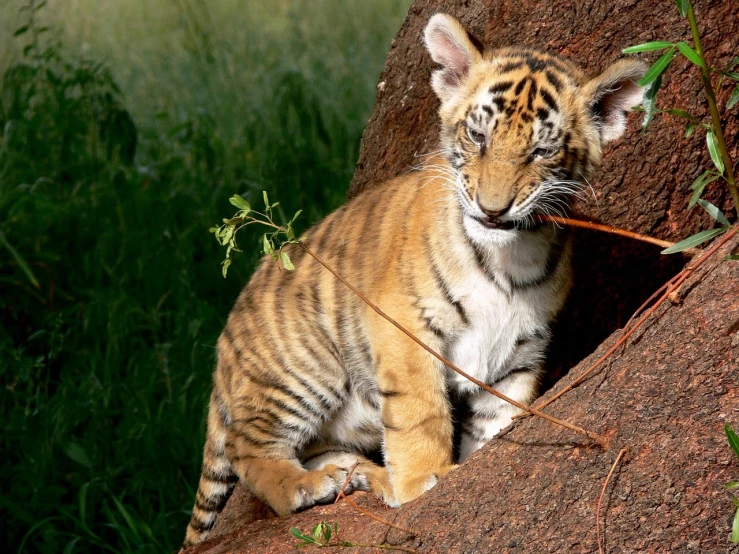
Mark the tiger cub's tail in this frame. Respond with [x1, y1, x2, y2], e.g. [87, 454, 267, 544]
[181, 392, 237, 551]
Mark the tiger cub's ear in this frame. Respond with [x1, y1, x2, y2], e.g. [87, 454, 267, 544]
[583, 59, 648, 143]
[424, 14, 483, 102]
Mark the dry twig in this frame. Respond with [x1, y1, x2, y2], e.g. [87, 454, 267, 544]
[597, 448, 629, 554]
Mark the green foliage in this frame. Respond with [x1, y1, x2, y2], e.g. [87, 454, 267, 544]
[0, 0, 409, 552]
[624, 0, 738, 256]
[210, 193, 302, 276]
[290, 522, 417, 552]
[726, 425, 739, 543]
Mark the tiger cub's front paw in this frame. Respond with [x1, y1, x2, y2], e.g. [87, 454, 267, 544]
[394, 464, 458, 505]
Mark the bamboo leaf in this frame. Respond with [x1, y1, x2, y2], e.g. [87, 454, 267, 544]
[726, 482, 739, 490]
[661, 227, 726, 254]
[642, 75, 662, 129]
[726, 255, 739, 261]
[733, 507, 739, 544]
[727, 424, 739, 459]
[728, 85, 739, 110]
[706, 130, 725, 173]
[688, 172, 720, 208]
[664, 108, 699, 122]
[696, 199, 730, 226]
[685, 122, 696, 137]
[622, 41, 674, 54]
[676, 42, 703, 67]
[674, 0, 689, 17]
[13, 25, 29, 37]
[221, 258, 231, 278]
[639, 49, 676, 87]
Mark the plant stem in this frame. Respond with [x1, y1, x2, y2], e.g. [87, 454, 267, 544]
[299, 242, 607, 448]
[539, 216, 679, 250]
[687, 3, 739, 217]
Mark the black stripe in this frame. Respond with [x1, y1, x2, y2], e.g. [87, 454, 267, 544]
[525, 56, 547, 73]
[545, 70, 563, 92]
[482, 104, 493, 116]
[499, 60, 524, 73]
[379, 389, 403, 398]
[539, 87, 559, 112]
[488, 366, 539, 387]
[514, 78, 527, 96]
[189, 514, 216, 533]
[202, 467, 238, 484]
[465, 232, 509, 295]
[426, 242, 469, 326]
[489, 81, 514, 94]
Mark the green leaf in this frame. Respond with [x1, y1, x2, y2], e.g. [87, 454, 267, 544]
[290, 209, 303, 224]
[725, 255, 739, 261]
[664, 108, 699, 122]
[221, 258, 231, 278]
[706, 130, 725, 173]
[229, 195, 251, 211]
[725, 71, 739, 82]
[262, 235, 273, 256]
[728, 85, 739, 110]
[280, 251, 295, 271]
[696, 199, 730, 226]
[688, 172, 720, 208]
[676, 42, 703, 67]
[0, 230, 40, 289]
[661, 227, 726, 254]
[642, 75, 662, 129]
[726, 481, 739, 490]
[674, 0, 689, 17]
[290, 527, 314, 543]
[263, 191, 270, 207]
[13, 25, 29, 37]
[685, 122, 696, 137]
[622, 41, 674, 54]
[220, 227, 234, 246]
[733, 506, 739, 544]
[64, 443, 93, 469]
[110, 496, 141, 541]
[639, 48, 676, 87]
[727, 424, 739, 459]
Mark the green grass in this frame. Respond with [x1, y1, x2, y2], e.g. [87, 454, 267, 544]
[0, 0, 410, 551]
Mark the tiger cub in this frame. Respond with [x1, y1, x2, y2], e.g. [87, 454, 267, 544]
[183, 13, 646, 548]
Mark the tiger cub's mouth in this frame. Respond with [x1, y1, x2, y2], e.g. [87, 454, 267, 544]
[473, 215, 517, 230]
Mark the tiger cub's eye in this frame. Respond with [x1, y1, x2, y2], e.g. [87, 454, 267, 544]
[467, 128, 486, 147]
[532, 146, 559, 160]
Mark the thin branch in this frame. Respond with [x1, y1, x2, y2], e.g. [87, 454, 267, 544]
[687, 3, 739, 217]
[538, 215, 679, 250]
[299, 242, 608, 448]
[597, 447, 629, 554]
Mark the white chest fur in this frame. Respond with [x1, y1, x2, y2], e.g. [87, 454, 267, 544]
[446, 268, 547, 394]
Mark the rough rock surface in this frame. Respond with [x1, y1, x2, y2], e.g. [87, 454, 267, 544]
[184, 0, 739, 552]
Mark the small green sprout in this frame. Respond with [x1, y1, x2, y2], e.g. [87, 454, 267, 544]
[210, 191, 302, 277]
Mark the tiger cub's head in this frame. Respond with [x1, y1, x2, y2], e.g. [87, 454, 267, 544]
[423, 14, 646, 243]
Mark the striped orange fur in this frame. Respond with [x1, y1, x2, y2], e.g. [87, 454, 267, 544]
[182, 13, 646, 549]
